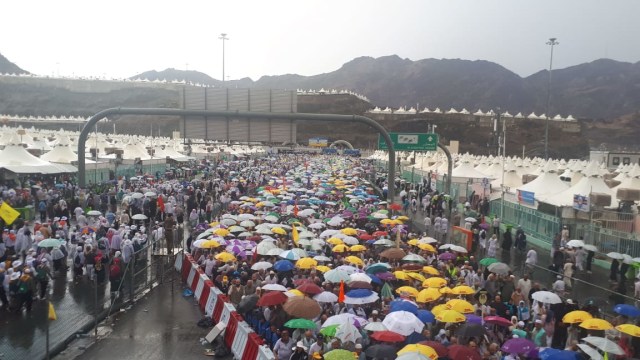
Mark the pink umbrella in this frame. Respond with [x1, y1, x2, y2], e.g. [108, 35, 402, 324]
[484, 316, 513, 327]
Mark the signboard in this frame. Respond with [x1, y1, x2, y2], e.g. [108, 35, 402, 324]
[517, 190, 535, 206]
[378, 133, 439, 151]
[573, 194, 590, 212]
[308, 137, 328, 147]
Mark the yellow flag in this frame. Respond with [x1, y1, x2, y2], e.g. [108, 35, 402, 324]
[291, 224, 299, 247]
[0, 202, 20, 225]
[48, 301, 57, 321]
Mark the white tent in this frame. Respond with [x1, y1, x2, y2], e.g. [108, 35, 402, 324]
[517, 161, 568, 199]
[491, 162, 523, 191]
[539, 163, 614, 207]
[0, 142, 76, 174]
[452, 156, 489, 179]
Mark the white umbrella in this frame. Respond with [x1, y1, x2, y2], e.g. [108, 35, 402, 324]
[251, 261, 273, 271]
[87, 210, 102, 216]
[335, 320, 362, 343]
[298, 230, 316, 239]
[298, 209, 316, 217]
[322, 313, 369, 328]
[577, 344, 603, 360]
[344, 293, 379, 304]
[488, 262, 511, 275]
[566, 239, 585, 248]
[583, 244, 598, 252]
[313, 255, 331, 262]
[308, 223, 325, 230]
[279, 250, 300, 261]
[582, 336, 625, 355]
[327, 220, 343, 227]
[237, 213, 256, 220]
[419, 237, 438, 244]
[402, 254, 427, 263]
[336, 265, 359, 275]
[396, 354, 430, 360]
[449, 245, 468, 253]
[464, 217, 477, 223]
[257, 227, 273, 235]
[373, 239, 395, 247]
[266, 248, 284, 256]
[131, 192, 144, 199]
[349, 273, 372, 284]
[363, 322, 387, 332]
[144, 191, 156, 197]
[239, 220, 255, 228]
[320, 229, 339, 238]
[262, 284, 287, 292]
[607, 252, 624, 260]
[256, 242, 277, 255]
[438, 244, 451, 250]
[342, 236, 359, 245]
[131, 214, 148, 220]
[382, 311, 425, 336]
[531, 290, 562, 304]
[290, 248, 308, 258]
[313, 291, 338, 303]
[220, 218, 237, 226]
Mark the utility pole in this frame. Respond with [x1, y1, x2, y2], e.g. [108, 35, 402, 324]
[544, 37, 559, 160]
[219, 33, 229, 85]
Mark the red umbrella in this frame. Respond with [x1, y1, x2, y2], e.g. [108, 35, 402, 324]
[418, 341, 448, 357]
[348, 281, 373, 290]
[359, 234, 374, 241]
[370, 330, 406, 343]
[447, 345, 481, 360]
[373, 231, 388, 237]
[294, 278, 310, 286]
[256, 291, 288, 307]
[484, 315, 513, 327]
[297, 282, 323, 295]
[388, 203, 402, 211]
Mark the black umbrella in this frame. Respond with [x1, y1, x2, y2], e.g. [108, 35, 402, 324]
[456, 323, 486, 338]
[237, 294, 258, 313]
[364, 344, 396, 360]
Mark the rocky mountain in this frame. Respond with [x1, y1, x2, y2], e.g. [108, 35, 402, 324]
[0, 53, 28, 74]
[135, 55, 640, 119]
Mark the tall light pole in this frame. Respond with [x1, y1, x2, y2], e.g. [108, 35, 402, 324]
[219, 33, 229, 85]
[544, 37, 559, 160]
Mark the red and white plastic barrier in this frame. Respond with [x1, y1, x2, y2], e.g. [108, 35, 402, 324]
[174, 252, 276, 360]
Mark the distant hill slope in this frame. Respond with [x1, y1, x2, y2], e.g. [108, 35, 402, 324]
[0, 53, 28, 74]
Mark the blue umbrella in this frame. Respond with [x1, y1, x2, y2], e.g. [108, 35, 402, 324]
[416, 309, 435, 323]
[345, 289, 373, 298]
[365, 263, 390, 274]
[614, 304, 640, 317]
[466, 314, 483, 324]
[539, 348, 578, 360]
[389, 299, 418, 314]
[368, 274, 383, 285]
[274, 260, 294, 272]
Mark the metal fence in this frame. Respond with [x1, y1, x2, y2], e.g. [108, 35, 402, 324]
[0, 228, 184, 360]
[574, 209, 640, 257]
[490, 199, 561, 246]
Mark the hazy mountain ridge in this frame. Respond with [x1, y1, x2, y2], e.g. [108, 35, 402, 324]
[0, 53, 28, 74]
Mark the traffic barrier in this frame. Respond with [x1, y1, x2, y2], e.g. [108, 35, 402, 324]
[176, 253, 277, 360]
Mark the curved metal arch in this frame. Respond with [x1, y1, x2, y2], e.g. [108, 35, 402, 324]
[77, 108, 396, 201]
[329, 140, 354, 149]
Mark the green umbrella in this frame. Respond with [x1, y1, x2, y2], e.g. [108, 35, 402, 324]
[479, 257, 499, 266]
[38, 238, 64, 248]
[380, 282, 394, 299]
[285, 318, 318, 330]
[324, 349, 355, 360]
[287, 218, 302, 224]
[320, 324, 339, 337]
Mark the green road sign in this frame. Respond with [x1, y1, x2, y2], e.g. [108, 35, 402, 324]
[378, 132, 439, 151]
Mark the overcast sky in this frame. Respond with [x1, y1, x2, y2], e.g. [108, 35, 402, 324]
[2, 0, 639, 81]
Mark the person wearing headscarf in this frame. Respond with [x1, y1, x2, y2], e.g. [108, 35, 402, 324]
[122, 240, 135, 265]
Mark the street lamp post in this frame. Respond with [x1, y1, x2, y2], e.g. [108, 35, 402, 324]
[219, 33, 229, 84]
[544, 37, 559, 160]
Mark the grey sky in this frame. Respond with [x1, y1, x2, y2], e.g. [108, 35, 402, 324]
[1, 0, 638, 81]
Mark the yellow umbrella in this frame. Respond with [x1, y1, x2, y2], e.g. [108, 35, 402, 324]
[349, 245, 367, 252]
[616, 324, 640, 337]
[579, 318, 613, 330]
[435, 309, 466, 323]
[451, 285, 475, 295]
[327, 237, 344, 245]
[446, 299, 475, 314]
[215, 252, 236, 262]
[340, 228, 358, 236]
[287, 289, 305, 297]
[315, 265, 331, 273]
[380, 218, 394, 225]
[396, 286, 419, 297]
[332, 244, 349, 253]
[416, 288, 442, 303]
[418, 243, 436, 252]
[407, 239, 420, 246]
[271, 227, 287, 235]
[214, 228, 230, 237]
[209, 221, 219, 227]
[345, 256, 364, 266]
[201, 240, 221, 249]
[423, 277, 447, 288]
[397, 344, 438, 359]
[394, 271, 410, 281]
[396, 216, 410, 222]
[439, 287, 453, 295]
[431, 304, 448, 316]
[296, 258, 318, 270]
[562, 310, 593, 324]
[422, 266, 440, 276]
[406, 272, 426, 282]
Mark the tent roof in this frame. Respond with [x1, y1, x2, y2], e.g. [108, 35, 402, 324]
[0, 145, 76, 174]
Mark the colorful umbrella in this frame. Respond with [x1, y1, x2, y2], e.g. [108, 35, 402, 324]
[382, 311, 425, 336]
[446, 299, 475, 314]
[435, 310, 466, 323]
[451, 285, 475, 295]
[295, 257, 318, 269]
[274, 260, 295, 272]
[215, 252, 236, 262]
[562, 310, 593, 324]
[579, 318, 613, 330]
[371, 330, 406, 343]
[501, 338, 536, 354]
[613, 304, 640, 317]
[397, 344, 438, 360]
[422, 277, 447, 288]
[320, 324, 339, 337]
[418, 341, 448, 358]
[396, 286, 419, 297]
[479, 257, 499, 266]
[323, 349, 355, 360]
[616, 324, 640, 337]
[422, 266, 440, 276]
[284, 318, 318, 330]
[283, 296, 322, 319]
[484, 315, 513, 327]
[256, 291, 288, 306]
[297, 282, 323, 296]
[417, 288, 442, 303]
[448, 345, 481, 360]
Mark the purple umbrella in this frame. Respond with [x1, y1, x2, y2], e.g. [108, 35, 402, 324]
[501, 338, 536, 354]
[376, 272, 396, 281]
[465, 314, 483, 324]
[342, 210, 353, 218]
[439, 252, 456, 261]
[226, 245, 244, 255]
